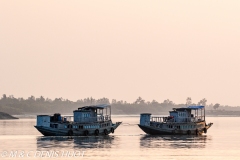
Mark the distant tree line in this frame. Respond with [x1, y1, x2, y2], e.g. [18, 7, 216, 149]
[0, 94, 239, 115]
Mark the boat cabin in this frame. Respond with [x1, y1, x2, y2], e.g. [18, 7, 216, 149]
[169, 106, 205, 122]
[73, 104, 111, 123]
[140, 106, 205, 125]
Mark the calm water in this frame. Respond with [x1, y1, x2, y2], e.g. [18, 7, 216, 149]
[0, 116, 240, 160]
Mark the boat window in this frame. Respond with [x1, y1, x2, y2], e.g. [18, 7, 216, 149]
[83, 113, 91, 118]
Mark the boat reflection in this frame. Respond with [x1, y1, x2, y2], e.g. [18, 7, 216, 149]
[36, 136, 118, 149]
[140, 135, 211, 149]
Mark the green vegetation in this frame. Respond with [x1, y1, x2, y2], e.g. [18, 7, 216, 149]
[0, 94, 240, 115]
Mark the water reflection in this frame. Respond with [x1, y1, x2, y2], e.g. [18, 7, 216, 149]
[36, 136, 118, 149]
[140, 135, 212, 149]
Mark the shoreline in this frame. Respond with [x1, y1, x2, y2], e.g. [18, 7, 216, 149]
[0, 112, 19, 120]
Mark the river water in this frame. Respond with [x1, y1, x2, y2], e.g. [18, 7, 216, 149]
[0, 116, 239, 160]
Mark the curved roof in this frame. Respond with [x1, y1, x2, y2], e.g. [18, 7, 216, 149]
[173, 105, 205, 111]
[188, 106, 205, 110]
[77, 104, 111, 110]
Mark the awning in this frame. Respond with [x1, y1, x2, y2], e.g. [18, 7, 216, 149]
[188, 106, 205, 110]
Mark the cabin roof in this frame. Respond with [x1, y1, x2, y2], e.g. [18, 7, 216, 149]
[140, 113, 152, 115]
[77, 104, 111, 110]
[173, 106, 204, 111]
[173, 108, 191, 111]
[188, 106, 204, 110]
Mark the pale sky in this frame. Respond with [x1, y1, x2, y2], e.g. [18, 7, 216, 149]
[0, 0, 240, 106]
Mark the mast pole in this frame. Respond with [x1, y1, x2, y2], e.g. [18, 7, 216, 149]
[110, 105, 111, 120]
[204, 106, 205, 121]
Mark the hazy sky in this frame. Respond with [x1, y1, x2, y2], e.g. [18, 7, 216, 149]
[0, 0, 240, 106]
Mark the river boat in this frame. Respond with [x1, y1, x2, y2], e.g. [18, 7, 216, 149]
[35, 104, 121, 136]
[138, 106, 213, 135]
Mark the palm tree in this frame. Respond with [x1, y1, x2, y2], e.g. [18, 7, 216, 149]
[186, 97, 192, 106]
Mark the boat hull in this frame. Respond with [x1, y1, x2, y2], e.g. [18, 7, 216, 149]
[35, 122, 122, 136]
[138, 122, 213, 135]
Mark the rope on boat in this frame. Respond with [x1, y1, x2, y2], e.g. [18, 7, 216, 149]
[121, 123, 138, 126]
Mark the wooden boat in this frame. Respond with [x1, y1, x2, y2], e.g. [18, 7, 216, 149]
[138, 106, 213, 135]
[35, 104, 121, 136]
